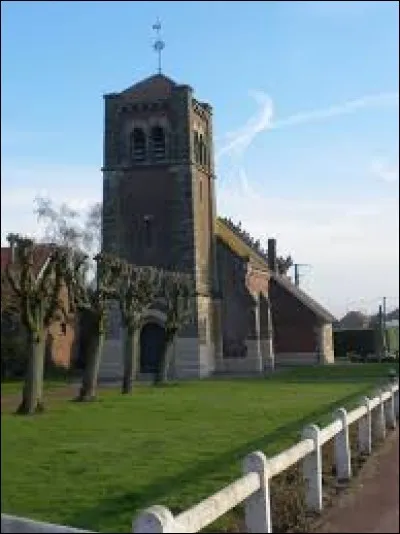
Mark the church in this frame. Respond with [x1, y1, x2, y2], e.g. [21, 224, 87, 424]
[99, 72, 336, 381]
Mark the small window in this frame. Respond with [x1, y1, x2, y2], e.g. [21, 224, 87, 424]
[144, 216, 154, 248]
[131, 128, 146, 162]
[151, 126, 166, 161]
[194, 132, 200, 163]
[199, 179, 203, 202]
[199, 135, 204, 166]
[61, 323, 67, 335]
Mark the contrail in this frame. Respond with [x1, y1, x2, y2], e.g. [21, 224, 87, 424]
[217, 90, 399, 161]
[272, 91, 399, 129]
[217, 91, 273, 159]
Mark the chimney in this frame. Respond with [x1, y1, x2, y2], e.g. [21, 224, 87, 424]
[267, 238, 277, 273]
[8, 234, 17, 263]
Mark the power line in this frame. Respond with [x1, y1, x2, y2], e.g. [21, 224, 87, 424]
[293, 263, 311, 287]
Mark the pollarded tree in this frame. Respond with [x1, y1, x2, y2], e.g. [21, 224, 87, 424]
[4, 234, 68, 414]
[155, 271, 196, 385]
[63, 251, 121, 401]
[114, 260, 163, 394]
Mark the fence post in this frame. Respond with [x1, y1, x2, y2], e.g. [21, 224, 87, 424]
[333, 407, 351, 481]
[371, 390, 386, 443]
[384, 386, 396, 429]
[358, 396, 372, 455]
[132, 505, 177, 533]
[243, 451, 272, 533]
[301, 424, 322, 513]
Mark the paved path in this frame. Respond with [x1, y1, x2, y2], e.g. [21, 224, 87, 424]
[315, 427, 399, 533]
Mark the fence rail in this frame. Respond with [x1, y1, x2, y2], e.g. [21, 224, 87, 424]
[2, 381, 398, 534]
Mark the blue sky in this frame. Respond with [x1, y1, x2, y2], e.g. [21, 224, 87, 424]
[1, 0, 399, 316]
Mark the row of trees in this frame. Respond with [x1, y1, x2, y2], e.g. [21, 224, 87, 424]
[3, 234, 195, 415]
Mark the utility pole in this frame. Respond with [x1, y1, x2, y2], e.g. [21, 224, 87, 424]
[382, 296, 387, 356]
[378, 304, 383, 363]
[294, 263, 311, 287]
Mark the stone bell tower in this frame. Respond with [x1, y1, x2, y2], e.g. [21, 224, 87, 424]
[100, 62, 222, 377]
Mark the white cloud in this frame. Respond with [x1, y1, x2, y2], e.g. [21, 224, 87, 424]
[370, 158, 399, 184]
[1, 163, 101, 244]
[217, 176, 399, 317]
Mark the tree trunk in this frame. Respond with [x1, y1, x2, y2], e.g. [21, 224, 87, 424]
[122, 326, 140, 394]
[154, 337, 174, 385]
[77, 330, 105, 401]
[17, 333, 46, 415]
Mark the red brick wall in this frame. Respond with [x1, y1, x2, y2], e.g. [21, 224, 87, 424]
[269, 279, 318, 353]
[216, 240, 272, 358]
[216, 239, 253, 351]
[2, 278, 77, 369]
[46, 283, 77, 368]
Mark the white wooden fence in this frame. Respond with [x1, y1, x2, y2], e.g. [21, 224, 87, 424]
[2, 381, 398, 534]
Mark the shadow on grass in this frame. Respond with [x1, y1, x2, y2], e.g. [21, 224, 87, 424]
[62, 386, 373, 532]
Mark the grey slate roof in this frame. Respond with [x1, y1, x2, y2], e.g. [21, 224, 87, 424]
[270, 271, 337, 323]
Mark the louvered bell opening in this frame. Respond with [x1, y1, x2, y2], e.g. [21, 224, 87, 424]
[132, 128, 146, 162]
[151, 126, 166, 161]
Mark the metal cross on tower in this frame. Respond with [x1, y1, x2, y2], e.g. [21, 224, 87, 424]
[152, 18, 165, 75]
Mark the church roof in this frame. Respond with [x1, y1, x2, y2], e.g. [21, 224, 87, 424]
[269, 272, 337, 323]
[215, 217, 336, 323]
[119, 73, 179, 101]
[215, 218, 268, 271]
[1, 244, 53, 278]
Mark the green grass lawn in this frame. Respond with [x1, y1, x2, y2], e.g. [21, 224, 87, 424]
[1, 379, 73, 396]
[1, 363, 397, 533]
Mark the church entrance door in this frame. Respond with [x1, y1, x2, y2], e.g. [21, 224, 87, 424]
[140, 322, 167, 374]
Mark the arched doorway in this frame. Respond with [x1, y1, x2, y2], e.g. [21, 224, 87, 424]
[140, 322, 167, 374]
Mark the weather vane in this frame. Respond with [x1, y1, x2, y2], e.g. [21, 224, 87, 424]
[152, 18, 165, 75]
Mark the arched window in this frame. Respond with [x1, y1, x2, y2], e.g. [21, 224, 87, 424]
[151, 126, 166, 161]
[131, 128, 146, 162]
[194, 132, 200, 163]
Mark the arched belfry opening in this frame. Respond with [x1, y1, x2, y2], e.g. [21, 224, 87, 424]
[151, 126, 166, 161]
[131, 128, 147, 162]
